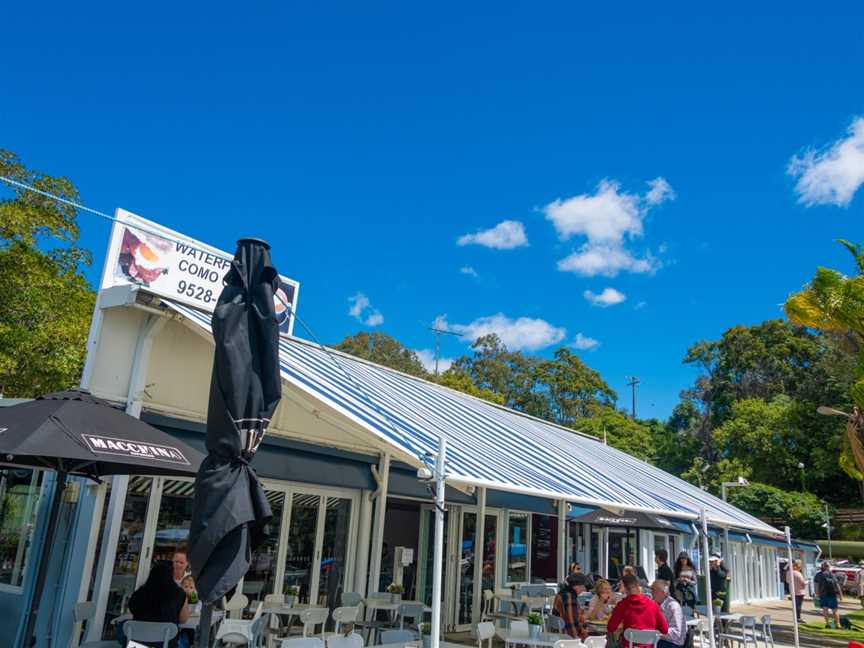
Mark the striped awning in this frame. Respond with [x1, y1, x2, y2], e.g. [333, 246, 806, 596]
[164, 300, 779, 536]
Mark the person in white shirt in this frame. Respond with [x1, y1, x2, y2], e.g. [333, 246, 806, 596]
[651, 579, 687, 648]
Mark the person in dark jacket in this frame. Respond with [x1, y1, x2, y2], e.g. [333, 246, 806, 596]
[128, 561, 190, 646]
[709, 554, 729, 606]
[655, 549, 674, 583]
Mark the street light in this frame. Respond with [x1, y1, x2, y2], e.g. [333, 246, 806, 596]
[797, 462, 806, 492]
[817, 405, 852, 418]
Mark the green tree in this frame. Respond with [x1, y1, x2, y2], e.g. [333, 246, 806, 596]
[726, 482, 827, 538]
[433, 367, 505, 405]
[577, 406, 654, 460]
[335, 331, 428, 377]
[535, 348, 617, 425]
[0, 150, 95, 396]
[785, 239, 864, 479]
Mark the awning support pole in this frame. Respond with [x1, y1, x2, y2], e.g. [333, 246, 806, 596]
[700, 508, 716, 648]
[431, 438, 447, 648]
[84, 313, 165, 642]
[366, 452, 390, 597]
[471, 487, 486, 624]
[558, 500, 567, 581]
[785, 526, 800, 648]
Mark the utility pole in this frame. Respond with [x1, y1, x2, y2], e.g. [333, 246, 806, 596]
[429, 324, 458, 375]
[626, 376, 640, 418]
[824, 503, 833, 559]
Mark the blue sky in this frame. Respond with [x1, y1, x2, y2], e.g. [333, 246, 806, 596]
[3, 2, 864, 419]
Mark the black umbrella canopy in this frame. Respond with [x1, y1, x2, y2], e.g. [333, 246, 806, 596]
[568, 507, 681, 532]
[189, 238, 283, 606]
[0, 389, 203, 478]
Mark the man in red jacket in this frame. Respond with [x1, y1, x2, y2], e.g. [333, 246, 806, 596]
[607, 574, 669, 648]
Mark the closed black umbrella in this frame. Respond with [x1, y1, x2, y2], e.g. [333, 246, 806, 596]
[0, 389, 204, 648]
[188, 238, 282, 640]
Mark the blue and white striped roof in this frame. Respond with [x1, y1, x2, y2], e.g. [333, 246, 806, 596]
[166, 300, 779, 536]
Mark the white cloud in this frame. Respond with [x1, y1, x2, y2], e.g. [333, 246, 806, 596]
[570, 333, 600, 350]
[457, 220, 528, 249]
[789, 117, 864, 207]
[415, 349, 454, 374]
[544, 178, 671, 277]
[347, 292, 384, 327]
[584, 287, 627, 307]
[645, 177, 676, 206]
[459, 266, 479, 277]
[440, 313, 566, 351]
[634, 301, 647, 310]
[558, 244, 657, 277]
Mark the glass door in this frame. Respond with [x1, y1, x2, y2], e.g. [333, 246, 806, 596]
[455, 509, 498, 628]
[282, 489, 356, 606]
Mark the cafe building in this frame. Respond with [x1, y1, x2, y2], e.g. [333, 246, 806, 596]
[0, 212, 809, 647]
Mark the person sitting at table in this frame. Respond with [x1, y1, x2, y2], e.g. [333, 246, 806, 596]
[650, 579, 686, 648]
[587, 579, 614, 621]
[552, 573, 589, 641]
[129, 560, 190, 647]
[607, 574, 668, 648]
[617, 565, 637, 594]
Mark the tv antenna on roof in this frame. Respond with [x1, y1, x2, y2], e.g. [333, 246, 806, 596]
[428, 323, 459, 375]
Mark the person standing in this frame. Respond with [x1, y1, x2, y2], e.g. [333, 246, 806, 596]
[650, 580, 686, 648]
[786, 560, 806, 623]
[655, 549, 674, 583]
[813, 561, 843, 629]
[709, 554, 728, 607]
[607, 574, 668, 648]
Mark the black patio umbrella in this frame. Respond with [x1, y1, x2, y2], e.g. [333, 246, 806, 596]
[0, 388, 205, 648]
[568, 507, 682, 532]
[188, 238, 282, 644]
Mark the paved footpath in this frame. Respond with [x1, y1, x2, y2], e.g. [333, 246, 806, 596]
[732, 595, 859, 647]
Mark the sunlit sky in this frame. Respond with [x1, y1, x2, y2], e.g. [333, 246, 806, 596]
[3, 2, 864, 418]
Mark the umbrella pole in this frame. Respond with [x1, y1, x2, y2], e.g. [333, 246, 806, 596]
[197, 604, 213, 648]
[785, 527, 800, 648]
[19, 470, 67, 648]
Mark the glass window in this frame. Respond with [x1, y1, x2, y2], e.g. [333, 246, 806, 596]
[507, 512, 528, 583]
[245, 491, 285, 602]
[530, 514, 557, 582]
[285, 493, 320, 603]
[319, 497, 352, 607]
[0, 468, 43, 587]
[103, 476, 152, 635]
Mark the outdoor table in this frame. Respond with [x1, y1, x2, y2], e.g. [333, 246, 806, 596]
[376, 642, 466, 648]
[263, 604, 313, 635]
[498, 630, 568, 648]
[585, 619, 609, 635]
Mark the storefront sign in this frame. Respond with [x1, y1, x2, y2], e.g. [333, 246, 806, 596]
[102, 209, 300, 335]
[82, 433, 191, 465]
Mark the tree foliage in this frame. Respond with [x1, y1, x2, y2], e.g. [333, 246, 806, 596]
[726, 482, 827, 538]
[335, 331, 428, 377]
[0, 150, 95, 397]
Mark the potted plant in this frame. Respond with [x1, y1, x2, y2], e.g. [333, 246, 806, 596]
[387, 582, 404, 602]
[285, 585, 299, 605]
[527, 612, 543, 638]
[420, 623, 432, 648]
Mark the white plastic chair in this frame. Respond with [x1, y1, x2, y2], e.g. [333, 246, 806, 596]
[476, 622, 496, 648]
[553, 640, 583, 648]
[123, 621, 178, 648]
[281, 639, 325, 648]
[341, 592, 364, 607]
[759, 615, 775, 648]
[326, 634, 364, 648]
[300, 607, 329, 637]
[226, 593, 251, 619]
[510, 619, 529, 637]
[398, 602, 425, 630]
[623, 629, 659, 647]
[582, 637, 606, 648]
[717, 615, 758, 648]
[217, 614, 269, 648]
[331, 606, 360, 634]
[74, 602, 121, 648]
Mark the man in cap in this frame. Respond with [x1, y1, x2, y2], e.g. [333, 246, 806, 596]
[709, 554, 728, 609]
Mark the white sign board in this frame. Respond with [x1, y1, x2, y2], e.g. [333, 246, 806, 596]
[103, 209, 300, 335]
